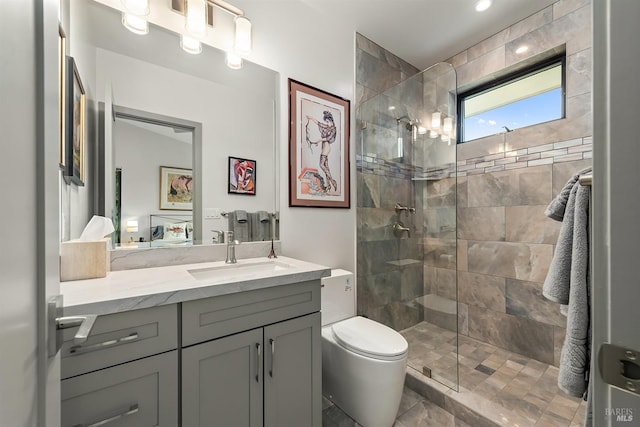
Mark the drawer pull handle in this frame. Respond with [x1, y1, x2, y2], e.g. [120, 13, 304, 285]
[269, 338, 275, 378]
[69, 332, 139, 354]
[73, 403, 139, 427]
[255, 343, 261, 383]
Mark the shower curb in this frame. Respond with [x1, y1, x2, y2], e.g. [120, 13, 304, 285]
[405, 367, 500, 427]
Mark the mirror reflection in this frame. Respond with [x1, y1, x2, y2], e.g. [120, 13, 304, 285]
[64, 0, 279, 249]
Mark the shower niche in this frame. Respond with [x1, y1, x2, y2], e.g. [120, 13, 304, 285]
[356, 62, 459, 390]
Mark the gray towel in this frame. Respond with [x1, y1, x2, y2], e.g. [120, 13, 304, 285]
[543, 179, 591, 399]
[249, 212, 270, 242]
[258, 210, 270, 222]
[545, 167, 591, 221]
[229, 211, 249, 242]
[235, 210, 248, 223]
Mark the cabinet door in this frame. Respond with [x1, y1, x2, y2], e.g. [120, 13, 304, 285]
[264, 312, 321, 427]
[182, 328, 263, 427]
[61, 350, 178, 427]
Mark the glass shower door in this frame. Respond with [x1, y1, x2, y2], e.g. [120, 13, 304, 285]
[356, 62, 459, 390]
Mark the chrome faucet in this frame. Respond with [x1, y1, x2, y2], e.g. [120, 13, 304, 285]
[211, 230, 225, 244]
[225, 231, 240, 264]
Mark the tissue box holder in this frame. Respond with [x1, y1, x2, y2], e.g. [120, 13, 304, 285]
[60, 238, 110, 282]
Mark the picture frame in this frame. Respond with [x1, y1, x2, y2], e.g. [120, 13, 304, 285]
[159, 166, 193, 210]
[228, 156, 256, 195]
[288, 79, 350, 208]
[58, 25, 67, 171]
[66, 56, 85, 186]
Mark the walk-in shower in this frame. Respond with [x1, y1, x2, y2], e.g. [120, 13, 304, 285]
[356, 62, 459, 390]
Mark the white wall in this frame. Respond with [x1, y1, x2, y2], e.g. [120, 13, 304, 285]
[231, 0, 358, 272]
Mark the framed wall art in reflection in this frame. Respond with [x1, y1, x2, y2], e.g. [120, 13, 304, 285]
[65, 56, 85, 186]
[159, 166, 193, 210]
[228, 156, 256, 195]
[288, 79, 350, 208]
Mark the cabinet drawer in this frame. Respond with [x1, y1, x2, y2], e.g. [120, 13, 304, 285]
[182, 280, 320, 346]
[61, 350, 178, 427]
[61, 304, 178, 379]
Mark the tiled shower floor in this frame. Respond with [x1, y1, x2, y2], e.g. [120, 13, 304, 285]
[400, 321, 588, 426]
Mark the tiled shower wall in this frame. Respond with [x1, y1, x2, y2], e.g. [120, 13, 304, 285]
[355, 34, 425, 330]
[444, 0, 592, 366]
[355, 0, 592, 366]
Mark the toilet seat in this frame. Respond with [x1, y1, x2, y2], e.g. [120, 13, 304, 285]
[331, 316, 408, 361]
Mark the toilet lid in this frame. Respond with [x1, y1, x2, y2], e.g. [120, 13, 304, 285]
[331, 316, 408, 359]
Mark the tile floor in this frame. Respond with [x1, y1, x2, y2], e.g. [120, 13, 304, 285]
[400, 321, 588, 426]
[322, 388, 470, 427]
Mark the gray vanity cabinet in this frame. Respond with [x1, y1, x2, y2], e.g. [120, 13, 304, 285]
[264, 313, 321, 427]
[61, 350, 178, 427]
[181, 280, 322, 427]
[182, 328, 264, 427]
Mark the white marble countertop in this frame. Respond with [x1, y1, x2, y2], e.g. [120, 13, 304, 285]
[61, 256, 330, 316]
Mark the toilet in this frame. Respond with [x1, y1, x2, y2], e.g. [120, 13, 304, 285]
[321, 269, 408, 427]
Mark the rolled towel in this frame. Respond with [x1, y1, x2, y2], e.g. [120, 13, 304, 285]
[258, 210, 270, 222]
[235, 210, 248, 223]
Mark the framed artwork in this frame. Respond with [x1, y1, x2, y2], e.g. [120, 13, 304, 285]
[58, 25, 66, 170]
[288, 79, 350, 208]
[228, 156, 256, 195]
[159, 166, 193, 210]
[66, 56, 85, 186]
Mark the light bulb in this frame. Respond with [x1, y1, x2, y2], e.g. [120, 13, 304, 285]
[417, 126, 427, 135]
[226, 51, 243, 69]
[234, 16, 252, 55]
[429, 130, 438, 139]
[186, 0, 207, 38]
[180, 35, 202, 54]
[122, 13, 148, 35]
[431, 112, 441, 130]
[475, 0, 492, 12]
[443, 117, 453, 133]
[121, 0, 149, 16]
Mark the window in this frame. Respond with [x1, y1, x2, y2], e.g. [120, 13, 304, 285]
[457, 55, 565, 143]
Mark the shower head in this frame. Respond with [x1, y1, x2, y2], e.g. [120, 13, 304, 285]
[396, 115, 415, 131]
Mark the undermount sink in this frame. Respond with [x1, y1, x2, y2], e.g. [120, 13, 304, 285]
[188, 259, 294, 281]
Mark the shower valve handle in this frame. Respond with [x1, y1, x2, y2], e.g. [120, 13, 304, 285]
[395, 203, 416, 215]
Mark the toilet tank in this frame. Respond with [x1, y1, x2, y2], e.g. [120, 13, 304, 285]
[321, 269, 355, 326]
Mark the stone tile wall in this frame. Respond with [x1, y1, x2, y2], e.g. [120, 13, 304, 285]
[444, 0, 592, 365]
[355, 33, 424, 330]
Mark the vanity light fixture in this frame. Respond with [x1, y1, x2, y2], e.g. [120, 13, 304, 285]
[171, 0, 253, 68]
[181, 34, 203, 54]
[429, 130, 439, 139]
[475, 0, 493, 12]
[225, 51, 243, 69]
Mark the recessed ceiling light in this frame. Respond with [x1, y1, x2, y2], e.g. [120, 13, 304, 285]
[475, 0, 493, 12]
[515, 45, 529, 54]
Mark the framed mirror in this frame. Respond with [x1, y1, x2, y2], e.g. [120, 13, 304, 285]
[62, 0, 279, 248]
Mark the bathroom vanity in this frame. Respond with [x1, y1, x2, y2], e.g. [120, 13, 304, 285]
[59, 256, 328, 427]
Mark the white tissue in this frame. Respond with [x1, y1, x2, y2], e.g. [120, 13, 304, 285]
[78, 215, 115, 241]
